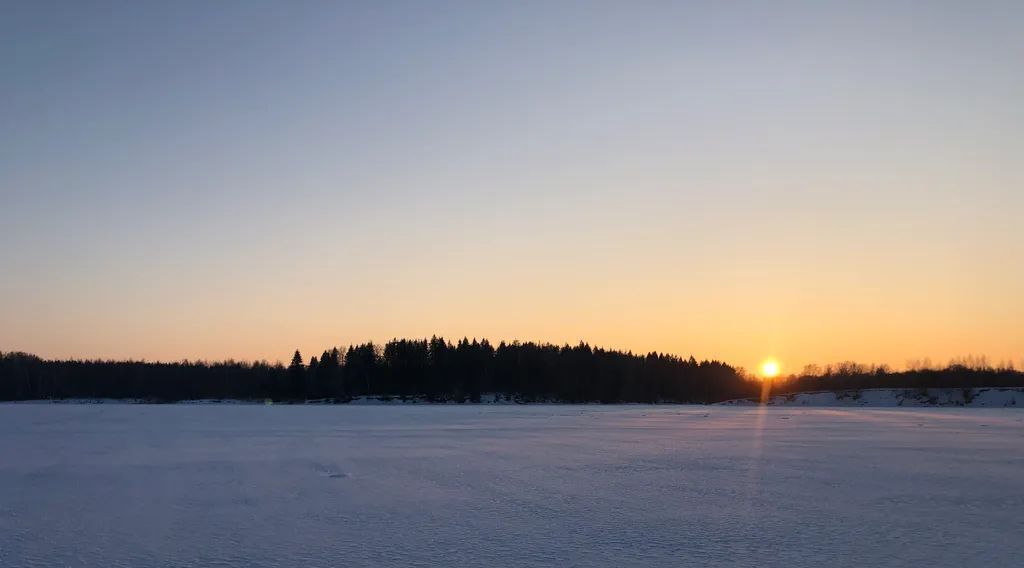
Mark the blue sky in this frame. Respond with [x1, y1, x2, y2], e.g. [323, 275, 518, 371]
[2, 1, 1022, 371]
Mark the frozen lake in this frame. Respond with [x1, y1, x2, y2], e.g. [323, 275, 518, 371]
[1, 405, 1022, 567]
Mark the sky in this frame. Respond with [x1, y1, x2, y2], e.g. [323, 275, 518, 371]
[2, 0, 1022, 374]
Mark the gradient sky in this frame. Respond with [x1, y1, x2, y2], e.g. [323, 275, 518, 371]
[2, 0, 1022, 373]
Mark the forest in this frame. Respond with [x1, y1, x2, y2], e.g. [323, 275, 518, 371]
[1, 338, 1021, 403]
[770, 358, 1024, 395]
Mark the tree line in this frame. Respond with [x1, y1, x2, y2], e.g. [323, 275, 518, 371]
[0, 337, 751, 403]
[2, 339, 1021, 403]
[773, 359, 1024, 394]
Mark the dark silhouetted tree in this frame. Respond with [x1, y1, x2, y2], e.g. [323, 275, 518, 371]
[288, 350, 305, 399]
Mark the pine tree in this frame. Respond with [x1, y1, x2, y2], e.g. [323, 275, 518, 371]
[288, 350, 305, 399]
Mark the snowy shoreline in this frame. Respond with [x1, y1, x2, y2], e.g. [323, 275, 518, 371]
[717, 387, 1024, 407]
[4, 395, 552, 406]
[5, 387, 1024, 406]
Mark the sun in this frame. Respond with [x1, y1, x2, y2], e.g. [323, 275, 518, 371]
[760, 359, 780, 379]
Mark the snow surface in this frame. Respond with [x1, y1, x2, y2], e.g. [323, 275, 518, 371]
[719, 387, 1024, 407]
[1, 405, 1022, 567]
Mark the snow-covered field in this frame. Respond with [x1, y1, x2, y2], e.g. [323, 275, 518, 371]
[1, 406, 1022, 567]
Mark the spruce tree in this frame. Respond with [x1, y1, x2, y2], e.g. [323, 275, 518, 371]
[288, 350, 305, 399]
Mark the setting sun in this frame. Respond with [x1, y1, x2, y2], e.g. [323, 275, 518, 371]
[760, 359, 781, 379]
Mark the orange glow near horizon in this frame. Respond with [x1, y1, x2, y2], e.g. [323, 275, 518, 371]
[2, 262, 1022, 373]
[2, 248, 1023, 374]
